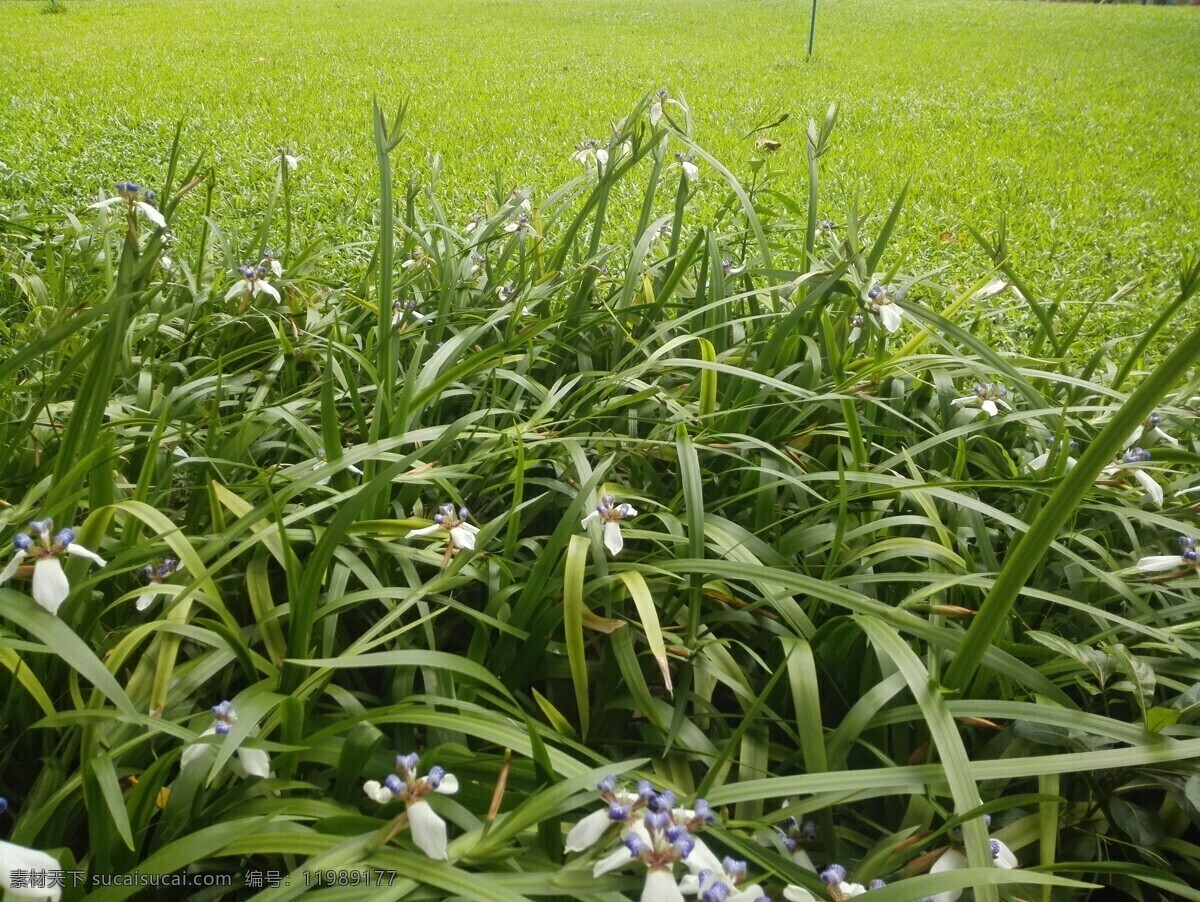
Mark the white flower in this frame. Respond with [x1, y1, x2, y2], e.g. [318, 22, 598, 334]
[928, 820, 1017, 902]
[566, 775, 644, 852]
[679, 856, 764, 901]
[261, 250, 284, 278]
[1028, 438, 1078, 472]
[88, 181, 166, 230]
[224, 263, 280, 303]
[674, 151, 699, 184]
[847, 315, 864, 344]
[0, 836, 63, 900]
[503, 212, 536, 235]
[136, 557, 185, 611]
[642, 869, 685, 902]
[392, 299, 431, 328]
[1137, 536, 1200, 574]
[280, 148, 301, 171]
[571, 139, 610, 169]
[1127, 412, 1179, 449]
[580, 493, 638, 556]
[180, 701, 271, 779]
[866, 284, 905, 333]
[951, 381, 1011, 419]
[0, 519, 106, 614]
[649, 88, 682, 127]
[972, 278, 1008, 300]
[312, 449, 364, 485]
[363, 753, 458, 860]
[463, 214, 485, 233]
[1098, 448, 1162, 507]
[406, 503, 479, 553]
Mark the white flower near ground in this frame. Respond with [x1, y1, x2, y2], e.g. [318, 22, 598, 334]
[1126, 413, 1179, 449]
[0, 836, 63, 900]
[581, 494, 638, 556]
[180, 701, 271, 779]
[88, 181, 166, 229]
[571, 139, 610, 169]
[312, 448, 364, 485]
[927, 818, 1018, 902]
[392, 299, 432, 328]
[649, 88, 683, 127]
[866, 284, 905, 333]
[362, 753, 458, 860]
[678, 856, 765, 901]
[847, 315, 864, 344]
[1028, 438, 1078, 472]
[136, 557, 184, 611]
[224, 263, 280, 302]
[0, 519, 106, 614]
[952, 381, 1011, 418]
[674, 151, 699, 183]
[1098, 448, 1163, 507]
[972, 278, 1008, 300]
[1137, 536, 1200, 574]
[407, 503, 479, 552]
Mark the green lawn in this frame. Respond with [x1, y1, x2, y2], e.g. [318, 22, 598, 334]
[2, 0, 1198, 339]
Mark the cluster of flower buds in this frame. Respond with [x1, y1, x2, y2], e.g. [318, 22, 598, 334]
[952, 380, 1011, 418]
[406, 503, 479, 552]
[865, 284, 905, 333]
[89, 180, 167, 228]
[580, 494, 638, 557]
[141, 557, 181, 584]
[1137, 535, 1200, 574]
[363, 752, 459, 860]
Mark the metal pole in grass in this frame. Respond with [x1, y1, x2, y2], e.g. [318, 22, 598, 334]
[807, 0, 818, 58]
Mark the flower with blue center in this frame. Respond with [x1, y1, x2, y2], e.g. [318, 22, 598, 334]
[1028, 437, 1079, 472]
[818, 219, 836, 237]
[0, 519, 106, 614]
[1137, 535, 1200, 574]
[951, 381, 1011, 419]
[783, 862, 869, 900]
[463, 213, 485, 234]
[225, 262, 281, 304]
[0, 797, 63, 900]
[721, 259, 744, 278]
[261, 249, 284, 278]
[565, 774, 645, 853]
[1098, 447, 1162, 507]
[180, 700, 271, 779]
[847, 315, 865, 344]
[277, 147, 301, 171]
[392, 299, 432, 328]
[864, 283, 906, 333]
[572, 139, 610, 169]
[679, 856, 765, 901]
[1127, 412, 1178, 449]
[135, 556, 184, 611]
[407, 503, 479, 552]
[927, 816, 1016, 902]
[503, 211, 536, 235]
[362, 752, 459, 860]
[649, 88, 683, 127]
[581, 493, 638, 556]
[88, 181, 167, 230]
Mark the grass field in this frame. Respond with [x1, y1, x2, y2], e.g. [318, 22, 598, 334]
[2, 0, 1198, 339]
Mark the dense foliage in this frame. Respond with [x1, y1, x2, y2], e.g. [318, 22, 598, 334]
[1, 93, 1200, 902]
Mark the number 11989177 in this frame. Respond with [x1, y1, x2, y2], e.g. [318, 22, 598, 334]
[304, 869, 397, 887]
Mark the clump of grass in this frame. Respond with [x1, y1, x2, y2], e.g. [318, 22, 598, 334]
[40, 0, 65, 14]
[0, 95, 1198, 899]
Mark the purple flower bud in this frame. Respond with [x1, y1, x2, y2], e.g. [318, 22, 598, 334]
[989, 839, 1002, 859]
[398, 752, 420, 775]
[701, 884, 730, 902]
[692, 798, 714, 824]
[608, 802, 630, 821]
[0, 797, 7, 815]
[722, 857, 746, 882]
[983, 814, 992, 828]
[623, 833, 647, 858]
[28, 519, 52, 538]
[53, 528, 76, 548]
[597, 774, 618, 794]
[12, 533, 32, 552]
[869, 879, 887, 889]
[214, 721, 231, 735]
[664, 824, 686, 843]
[425, 765, 445, 790]
[672, 833, 695, 860]
[212, 700, 233, 719]
[653, 790, 676, 811]
[636, 779, 654, 800]
[800, 820, 817, 841]
[644, 810, 669, 833]
[458, 508, 470, 520]
[434, 514, 446, 525]
[384, 773, 405, 796]
[819, 864, 846, 885]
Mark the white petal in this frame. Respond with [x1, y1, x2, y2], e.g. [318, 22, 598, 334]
[683, 836, 724, 876]
[603, 521, 624, 557]
[406, 524, 443, 539]
[1137, 555, 1187, 572]
[1028, 452, 1050, 471]
[347, 464, 364, 476]
[181, 726, 218, 770]
[682, 162, 699, 183]
[564, 808, 611, 852]
[225, 280, 249, 301]
[981, 399, 999, 418]
[731, 885, 765, 902]
[1126, 427, 1143, 448]
[848, 326, 861, 343]
[449, 523, 479, 551]
[878, 302, 903, 333]
[270, 260, 283, 277]
[32, 558, 70, 614]
[597, 149, 609, 165]
[783, 888, 818, 902]
[991, 839, 1018, 869]
[931, 848, 966, 874]
[285, 154, 299, 171]
[237, 746, 271, 778]
[406, 799, 449, 860]
[623, 506, 639, 518]
[0, 838, 64, 900]
[0, 550, 28, 584]
[593, 845, 634, 877]
[1133, 469, 1163, 506]
[87, 197, 123, 211]
[136, 202, 167, 229]
[973, 278, 1008, 300]
[362, 779, 396, 804]
[650, 103, 664, 126]
[65, 543, 106, 567]
[839, 883, 868, 898]
[258, 282, 281, 302]
[791, 848, 815, 872]
[1063, 456, 1077, 470]
[642, 869, 685, 902]
[951, 396, 975, 406]
[136, 589, 165, 612]
[580, 510, 601, 528]
[1152, 427, 1180, 446]
[434, 773, 459, 795]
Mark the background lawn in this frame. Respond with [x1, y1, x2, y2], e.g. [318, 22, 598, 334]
[1, 0, 1198, 342]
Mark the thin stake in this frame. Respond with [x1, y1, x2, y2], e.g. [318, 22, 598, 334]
[807, 0, 818, 59]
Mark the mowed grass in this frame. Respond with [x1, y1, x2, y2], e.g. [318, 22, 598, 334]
[1, 0, 1197, 340]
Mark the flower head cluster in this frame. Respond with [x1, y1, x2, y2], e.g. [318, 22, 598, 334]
[572, 139, 610, 169]
[89, 181, 166, 229]
[929, 816, 1016, 901]
[571, 777, 724, 902]
[1028, 437, 1079, 472]
[504, 211, 535, 235]
[0, 518, 106, 614]
[136, 556, 184, 611]
[783, 864, 888, 901]
[680, 856, 766, 901]
[674, 151, 699, 184]
[865, 284, 905, 333]
[650, 88, 683, 127]
[581, 494, 638, 556]
[225, 262, 280, 303]
[1128, 412, 1178, 448]
[392, 299, 430, 328]
[952, 381, 1011, 418]
[363, 752, 459, 860]
[406, 503, 479, 552]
